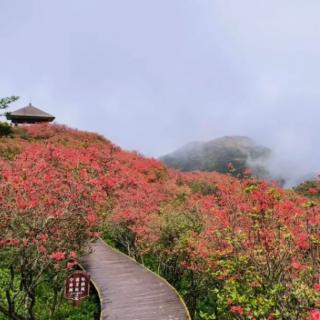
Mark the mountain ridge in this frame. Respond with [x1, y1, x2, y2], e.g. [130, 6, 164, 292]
[160, 135, 271, 178]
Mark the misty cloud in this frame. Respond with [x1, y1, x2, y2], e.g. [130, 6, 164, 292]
[0, 0, 319, 184]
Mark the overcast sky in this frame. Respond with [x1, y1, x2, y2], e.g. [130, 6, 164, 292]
[1, 1, 319, 181]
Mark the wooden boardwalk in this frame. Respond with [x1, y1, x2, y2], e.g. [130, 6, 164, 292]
[81, 239, 191, 320]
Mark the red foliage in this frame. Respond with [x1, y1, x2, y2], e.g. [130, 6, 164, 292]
[230, 305, 244, 315]
[308, 310, 320, 320]
[49, 251, 66, 261]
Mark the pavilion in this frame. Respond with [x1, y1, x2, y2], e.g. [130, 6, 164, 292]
[6, 103, 55, 125]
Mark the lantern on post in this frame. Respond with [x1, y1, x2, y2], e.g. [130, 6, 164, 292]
[64, 271, 91, 305]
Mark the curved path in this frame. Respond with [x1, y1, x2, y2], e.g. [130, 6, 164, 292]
[81, 239, 191, 320]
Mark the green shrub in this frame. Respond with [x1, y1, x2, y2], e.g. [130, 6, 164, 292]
[0, 268, 100, 320]
[294, 180, 320, 199]
[12, 126, 31, 140]
[189, 180, 218, 196]
[0, 123, 12, 137]
[0, 145, 21, 160]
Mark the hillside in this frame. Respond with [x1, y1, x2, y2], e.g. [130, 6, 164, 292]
[161, 136, 271, 178]
[0, 124, 320, 320]
[294, 178, 320, 199]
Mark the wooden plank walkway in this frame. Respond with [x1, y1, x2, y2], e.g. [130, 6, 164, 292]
[81, 239, 191, 320]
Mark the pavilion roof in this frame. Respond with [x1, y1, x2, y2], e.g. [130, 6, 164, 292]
[7, 104, 55, 120]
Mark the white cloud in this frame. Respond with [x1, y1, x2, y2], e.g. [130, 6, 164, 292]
[0, 0, 319, 180]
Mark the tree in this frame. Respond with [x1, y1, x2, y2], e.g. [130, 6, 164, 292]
[0, 96, 19, 136]
[0, 96, 19, 114]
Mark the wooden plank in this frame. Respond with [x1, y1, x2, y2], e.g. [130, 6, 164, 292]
[81, 239, 190, 320]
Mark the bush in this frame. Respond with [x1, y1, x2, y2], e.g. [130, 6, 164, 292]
[0, 142, 103, 319]
[0, 123, 12, 137]
[105, 176, 320, 320]
[0, 268, 100, 320]
[294, 179, 320, 199]
[189, 180, 218, 196]
[0, 145, 21, 160]
[12, 126, 31, 140]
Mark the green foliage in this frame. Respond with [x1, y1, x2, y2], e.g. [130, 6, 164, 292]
[189, 181, 218, 196]
[12, 127, 31, 140]
[0, 268, 99, 320]
[104, 217, 139, 258]
[0, 96, 19, 111]
[34, 285, 99, 320]
[106, 203, 207, 317]
[0, 123, 12, 137]
[244, 183, 258, 194]
[159, 205, 203, 251]
[294, 179, 320, 199]
[153, 167, 168, 182]
[0, 145, 21, 160]
[0, 96, 19, 137]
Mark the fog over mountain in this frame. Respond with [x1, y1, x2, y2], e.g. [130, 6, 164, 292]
[1, 1, 319, 185]
[161, 136, 270, 174]
[161, 136, 317, 187]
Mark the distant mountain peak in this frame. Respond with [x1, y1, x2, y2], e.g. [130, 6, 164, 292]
[160, 136, 271, 178]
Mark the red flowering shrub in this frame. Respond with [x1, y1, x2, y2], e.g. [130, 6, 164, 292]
[0, 125, 109, 319]
[49, 251, 66, 261]
[0, 123, 319, 320]
[308, 310, 320, 320]
[230, 305, 244, 316]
